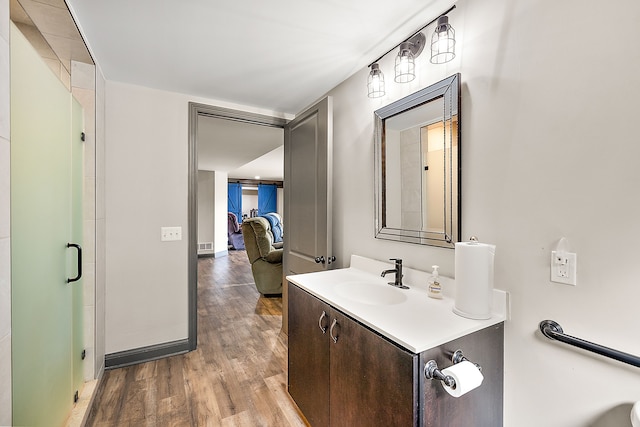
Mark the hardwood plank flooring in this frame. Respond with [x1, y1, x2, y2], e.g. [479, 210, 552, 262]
[85, 251, 308, 427]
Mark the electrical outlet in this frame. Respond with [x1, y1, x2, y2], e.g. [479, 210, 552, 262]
[161, 226, 182, 241]
[551, 250, 577, 286]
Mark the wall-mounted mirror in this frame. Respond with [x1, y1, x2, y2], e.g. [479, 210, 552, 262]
[374, 73, 461, 248]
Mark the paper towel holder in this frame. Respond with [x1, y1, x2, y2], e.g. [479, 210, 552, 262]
[424, 349, 482, 388]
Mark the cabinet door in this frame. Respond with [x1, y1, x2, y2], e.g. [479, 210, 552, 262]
[329, 312, 418, 427]
[420, 323, 504, 426]
[288, 283, 331, 427]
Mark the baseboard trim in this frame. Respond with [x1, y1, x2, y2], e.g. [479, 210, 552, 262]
[104, 339, 190, 369]
[198, 250, 229, 259]
[214, 250, 228, 258]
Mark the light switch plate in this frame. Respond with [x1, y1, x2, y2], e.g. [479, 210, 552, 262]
[161, 226, 182, 241]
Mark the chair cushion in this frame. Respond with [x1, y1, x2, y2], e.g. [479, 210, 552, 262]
[261, 212, 283, 243]
[242, 217, 276, 263]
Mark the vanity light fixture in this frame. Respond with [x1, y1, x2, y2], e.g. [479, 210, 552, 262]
[430, 15, 456, 64]
[366, 4, 456, 97]
[367, 63, 386, 98]
[394, 33, 425, 83]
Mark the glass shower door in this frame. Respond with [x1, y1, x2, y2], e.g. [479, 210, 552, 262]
[11, 23, 83, 426]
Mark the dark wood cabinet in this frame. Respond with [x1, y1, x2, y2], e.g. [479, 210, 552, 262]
[288, 282, 504, 427]
[288, 283, 331, 426]
[329, 309, 418, 427]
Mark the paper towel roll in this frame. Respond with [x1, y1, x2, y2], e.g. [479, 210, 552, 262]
[441, 360, 484, 398]
[454, 241, 495, 319]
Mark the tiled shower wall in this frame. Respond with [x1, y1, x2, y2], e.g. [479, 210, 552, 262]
[0, 0, 11, 423]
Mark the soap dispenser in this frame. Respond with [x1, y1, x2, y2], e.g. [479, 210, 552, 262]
[428, 265, 442, 299]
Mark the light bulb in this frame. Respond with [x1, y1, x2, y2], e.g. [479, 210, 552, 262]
[399, 56, 411, 74]
[430, 16, 456, 64]
[437, 32, 450, 53]
[367, 63, 385, 98]
[394, 43, 415, 83]
[371, 75, 381, 90]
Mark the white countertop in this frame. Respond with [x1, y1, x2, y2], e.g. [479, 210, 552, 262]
[286, 255, 508, 354]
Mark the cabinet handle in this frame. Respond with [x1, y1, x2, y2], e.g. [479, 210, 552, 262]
[318, 311, 327, 334]
[329, 319, 339, 343]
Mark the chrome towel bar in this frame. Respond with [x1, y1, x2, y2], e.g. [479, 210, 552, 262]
[539, 320, 640, 368]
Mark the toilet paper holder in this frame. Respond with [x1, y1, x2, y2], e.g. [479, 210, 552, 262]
[424, 349, 482, 388]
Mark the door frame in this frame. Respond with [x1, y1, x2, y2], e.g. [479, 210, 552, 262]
[187, 102, 288, 350]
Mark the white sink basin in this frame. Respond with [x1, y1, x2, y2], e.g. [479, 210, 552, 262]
[287, 255, 508, 353]
[334, 281, 408, 306]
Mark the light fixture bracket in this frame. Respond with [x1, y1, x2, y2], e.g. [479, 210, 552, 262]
[405, 32, 426, 58]
[436, 16, 450, 33]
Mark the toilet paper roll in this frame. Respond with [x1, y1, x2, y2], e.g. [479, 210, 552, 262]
[631, 401, 640, 427]
[441, 360, 484, 398]
[454, 241, 495, 319]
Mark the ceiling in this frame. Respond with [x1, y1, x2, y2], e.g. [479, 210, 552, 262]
[197, 115, 284, 180]
[16, 0, 456, 180]
[65, 0, 456, 115]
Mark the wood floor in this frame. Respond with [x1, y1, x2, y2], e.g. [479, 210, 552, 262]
[85, 251, 308, 427]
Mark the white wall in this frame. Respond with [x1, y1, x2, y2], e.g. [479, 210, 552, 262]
[277, 187, 284, 218]
[197, 170, 228, 256]
[213, 171, 228, 255]
[105, 82, 191, 352]
[328, 0, 640, 425]
[0, 0, 11, 422]
[104, 81, 287, 353]
[242, 188, 258, 218]
[197, 170, 214, 253]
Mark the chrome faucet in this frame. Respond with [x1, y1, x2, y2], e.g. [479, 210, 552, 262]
[381, 258, 409, 289]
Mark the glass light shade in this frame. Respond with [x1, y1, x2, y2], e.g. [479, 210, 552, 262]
[394, 43, 415, 83]
[430, 16, 456, 64]
[367, 63, 385, 98]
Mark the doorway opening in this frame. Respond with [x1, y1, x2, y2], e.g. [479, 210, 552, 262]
[187, 102, 288, 350]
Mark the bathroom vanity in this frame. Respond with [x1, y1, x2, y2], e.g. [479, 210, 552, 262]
[287, 256, 506, 427]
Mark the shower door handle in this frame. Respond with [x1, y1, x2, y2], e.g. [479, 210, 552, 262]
[66, 243, 82, 283]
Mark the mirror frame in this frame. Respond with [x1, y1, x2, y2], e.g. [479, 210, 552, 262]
[374, 73, 461, 248]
